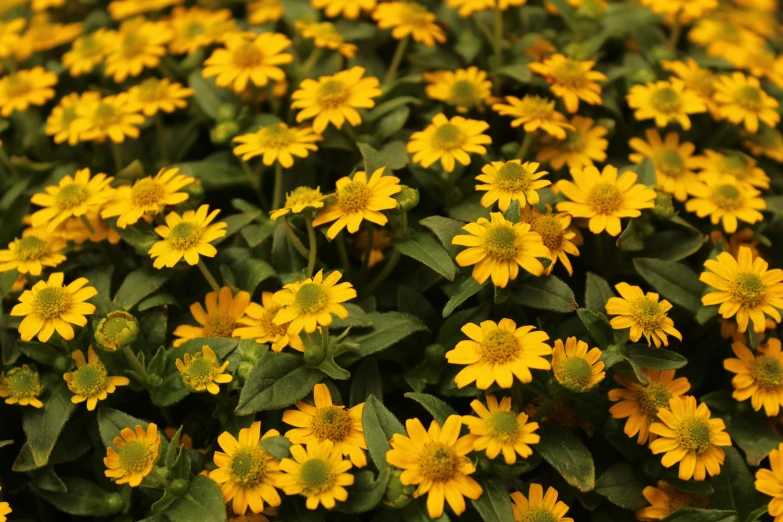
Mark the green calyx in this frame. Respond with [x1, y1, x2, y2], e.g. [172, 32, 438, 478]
[95, 311, 139, 352]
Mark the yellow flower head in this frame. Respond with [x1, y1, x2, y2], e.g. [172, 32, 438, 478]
[104, 423, 161, 487]
[452, 212, 549, 287]
[661, 58, 720, 118]
[233, 292, 305, 352]
[269, 187, 325, 221]
[232, 123, 321, 168]
[283, 383, 367, 467]
[520, 205, 580, 276]
[640, 0, 718, 22]
[606, 283, 682, 348]
[73, 93, 146, 144]
[0, 229, 66, 276]
[372, 2, 446, 47]
[447, 0, 494, 17]
[476, 160, 550, 211]
[30, 168, 114, 232]
[173, 286, 251, 347]
[296, 21, 357, 59]
[46, 92, 100, 146]
[175, 345, 233, 394]
[248, 0, 284, 24]
[104, 19, 173, 83]
[291, 66, 382, 134]
[148, 204, 228, 269]
[636, 481, 709, 521]
[126, 78, 193, 117]
[64, 346, 129, 410]
[743, 127, 783, 163]
[62, 30, 110, 76]
[628, 129, 701, 202]
[510, 484, 573, 522]
[552, 337, 604, 392]
[0, 66, 57, 117]
[627, 79, 706, 130]
[312, 0, 376, 18]
[492, 95, 574, 139]
[353, 227, 390, 267]
[755, 442, 783, 522]
[609, 368, 691, 445]
[272, 269, 357, 335]
[386, 416, 482, 519]
[20, 14, 82, 55]
[168, 7, 236, 55]
[689, 17, 765, 66]
[0, 491, 10, 522]
[536, 115, 608, 171]
[528, 54, 606, 113]
[278, 440, 355, 510]
[424, 67, 492, 113]
[685, 174, 765, 234]
[649, 396, 731, 481]
[724, 338, 783, 416]
[556, 164, 657, 236]
[463, 394, 539, 465]
[0, 19, 25, 59]
[446, 319, 552, 389]
[407, 113, 491, 173]
[696, 149, 769, 190]
[101, 167, 195, 229]
[0, 364, 45, 408]
[57, 211, 121, 246]
[714, 72, 780, 134]
[203, 33, 293, 93]
[312, 168, 401, 239]
[108, 0, 182, 20]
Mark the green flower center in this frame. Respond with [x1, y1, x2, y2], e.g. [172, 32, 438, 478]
[432, 123, 465, 150]
[630, 296, 664, 331]
[69, 363, 108, 397]
[34, 286, 72, 319]
[233, 42, 265, 68]
[311, 405, 353, 442]
[167, 222, 202, 250]
[184, 22, 205, 38]
[60, 106, 78, 125]
[336, 181, 370, 214]
[137, 78, 166, 101]
[5, 367, 41, 399]
[259, 123, 294, 149]
[561, 129, 586, 152]
[56, 183, 89, 210]
[587, 182, 623, 214]
[294, 283, 329, 314]
[553, 59, 586, 86]
[480, 328, 521, 364]
[488, 411, 519, 443]
[121, 32, 147, 57]
[450, 79, 479, 107]
[665, 490, 698, 514]
[751, 354, 783, 390]
[519, 508, 558, 522]
[529, 215, 564, 253]
[651, 87, 682, 113]
[735, 85, 763, 109]
[299, 458, 334, 493]
[556, 355, 593, 390]
[713, 184, 743, 210]
[676, 418, 712, 455]
[730, 272, 766, 308]
[521, 96, 555, 119]
[183, 356, 218, 386]
[495, 162, 532, 193]
[102, 316, 129, 338]
[483, 223, 519, 262]
[131, 178, 165, 208]
[119, 439, 158, 473]
[419, 442, 459, 483]
[202, 314, 238, 338]
[719, 155, 750, 179]
[16, 237, 48, 261]
[229, 446, 268, 486]
[94, 103, 118, 124]
[317, 79, 350, 108]
[655, 148, 685, 177]
[635, 381, 672, 419]
[284, 187, 321, 210]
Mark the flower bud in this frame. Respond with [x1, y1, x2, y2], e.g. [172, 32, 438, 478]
[303, 343, 326, 366]
[383, 468, 415, 509]
[237, 361, 254, 382]
[210, 121, 239, 144]
[147, 374, 163, 388]
[393, 186, 419, 213]
[94, 311, 139, 352]
[424, 344, 446, 363]
[215, 103, 238, 123]
[651, 190, 675, 220]
[105, 493, 124, 513]
[630, 69, 657, 85]
[169, 478, 190, 497]
[240, 342, 267, 363]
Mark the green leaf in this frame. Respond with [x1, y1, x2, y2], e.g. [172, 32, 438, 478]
[344, 312, 428, 361]
[260, 436, 292, 461]
[471, 478, 514, 522]
[116, 220, 159, 257]
[585, 272, 614, 314]
[442, 277, 485, 317]
[165, 426, 183, 469]
[617, 219, 646, 251]
[366, 96, 422, 122]
[633, 258, 702, 313]
[113, 268, 173, 310]
[420, 215, 466, 257]
[641, 230, 708, 261]
[362, 395, 405, 470]
[634, 157, 656, 186]
[32, 477, 123, 516]
[350, 358, 383, 406]
[403, 501, 451, 521]
[188, 70, 232, 119]
[236, 353, 324, 414]
[710, 446, 762, 521]
[577, 309, 614, 349]
[241, 221, 277, 248]
[22, 381, 77, 468]
[404, 392, 457, 425]
[31, 467, 67, 492]
[437, 303, 490, 349]
[393, 231, 457, 280]
[660, 509, 738, 522]
[503, 200, 521, 223]
[212, 209, 263, 246]
[358, 141, 409, 173]
[498, 64, 533, 83]
[138, 291, 179, 311]
[20, 342, 61, 366]
[228, 257, 277, 294]
[534, 423, 596, 492]
[331, 303, 373, 329]
[594, 462, 647, 510]
[515, 275, 578, 313]
[727, 409, 783, 466]
[626, 345, 688, 370]
[377, 106, 410, 140]
[744, 506, 769, 522]
[174, 157, 246, 189]
[337, 468, 390, 513]
[163, 476, 226, 522]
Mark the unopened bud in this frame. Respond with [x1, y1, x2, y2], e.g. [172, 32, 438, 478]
[94, 311, 139, 352]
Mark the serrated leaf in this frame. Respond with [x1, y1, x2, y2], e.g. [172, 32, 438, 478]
[515, 275, 578, 313]
[577, 309, 613, 349]
[343, 312, 428, 362]
[535, 424, 596, 492]
[32, 477, 123, 516]
[471, 478, 514, 522]
[22, 381, 76, 468]
[393, 231, 457, 280]
[236, 353, 324, 414]
[443, 277, 485, 317]
[163, 476, 226, 522]
[113, 268, 173, 310]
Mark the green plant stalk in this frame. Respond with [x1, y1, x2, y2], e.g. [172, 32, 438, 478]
[515, 130, 537, 160]
[668, 18, 682, 50]
[149, 469, 170, 488]
[530, 396, 557, 422]
[121, 345, 150, 387]
[301, 47, 324, 76]
[79, 215, 95, 235]
[383, 36, 410, 86]
[197, 259, 221, 293]
[360, 224, 375, 291]
[155, 113, 169, 165]
[283, 219, 311, 260]
[493, 7, 504, 95]
[272, 163, 284, 210]
[110, 141, 124, 172]
[305, 215, 318, 277]
[336, 232, 350, 272]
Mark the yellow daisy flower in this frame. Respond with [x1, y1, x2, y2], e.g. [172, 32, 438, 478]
[108, 0, 182, 20]
[714, 72, 780, 133]
[476, 160, 550, 211]
[462, 394, 540, 465]
[312, 168, 401, 238]
[279, 440, 355, 510]
[62, 30, 110, 76]
[452, 212, 549, 287]
[291, 66, 382, 134]
[609, 369, 691, 445]
[606, 283, 682, 348]
[536, 115, 608, 171]
[628, 129, 701, 202]
[233, 292, 305, 352]
[45, 92, 100, 146]
[445, 319, 552, 389]
[203, 33, 293, 93]
[528, 54, 606, 113]
[0, 491, 10, 522]
[743, 127, 783, 163]
[283, 383, 367, 467]
[125, 78, 193, 117]
[168, 7, 236, 55]
[492, 95, 574, 139]
[269, 187, 325, 221]
[104, 19, 173, 83]
[353, 228, 390, 268]
[386, 416, 482, 519]
[0, 365, 45, 409]
[248, 0, 284, 24]
[636, 481, 709, 521]
[0, 230, 66, 276]
[175, 345, 233, 394]
[510, 484, 573, 522]
[101, 167, 195, 229]
[649, 396, 731, 481]
[0, 67, 57, 117]
[372, 2, 446, 47]
[627, 79, 707, 131]
[661, 58, 720, 118]
[552, 337, 604, 392]
[74, 93, 146, 144]
[30, 168, 114, 232]
[424, 67, 492, 113]
[148, 205, 227, 269]
[685, 174, 765, 234]
[640, 0, 718, 22]
[556, 164, 657, 236]
[296, 21, 357, 59]
[104, 423, 161, 487]
[689, 18, 765, 66]
[232, 123, 321, 168]
[755, 442, 783, 522]
[58, 211, 121, 246]
[63, 346, 129, 411]
[724, 338, 783, 416]
[20, 15, 82, 54]
[520, 205, 580, 276]
[447, 0, 493, 17]
[173, 287, 251, 348]
[0, 19, 25, 59]
[696, 149, 769, 190]
[407, 113, 491, 173]
[312, 0, 376, 18]
[272, 269, 356, 335]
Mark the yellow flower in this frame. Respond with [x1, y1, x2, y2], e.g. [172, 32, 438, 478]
[174, 287, 251, 348]
[353, 227, 390, 267]
[386, 416, 482, 519]
[689, 18, 765, 66]
[175, 345, 233, 394]
[636, 481, 709, 521]
[126, 78, 193, 117]
[0, 19, 25, 59]
[108, 0, 182, 20]
[536, 115, 608, 171]
[283, 383, 367, 467]
[104, 19, 173, 83]
[0, 230, 66, 276]
[0, 67, 57, 117]
[724, 338, 783, 416]
[552, 337, 604, 392]
[510, 484, 573, 522]
[372, 2, 446, 47]
[57, 212, 121, 245]
[233, 292, 305, 352]
[528, 54, 606, 113]
[248, 0, 284, 24]
[101, 167, 195, 229]
[448, 0, 526, 16]
[63, 346, 129, 410]
[627, 79, 706, 130]
[476, 160, 550, 211]
[74, 93, 146, 143]
[0, 365, 45, 408]
[628, 129, 701, 202]
[684, 174, 765, 234]
[520, 206, 580, 276]
[755, 442, 783, 522]
[148, 205, 227, 269]
[104, 423, 161, 486]
[20, 14, 82, 54]
[311, 0, 375, 18]
[606, 283, 682, 348]
[210, 422, 282, 515]
[62, 30, 110, 76]
[743, 127, 783, 163]
[492, 95, 574, 139]
[445, 319, 552, 389]
[649, 396, 731, 481]
[168, 7, 236, 55]
[407, 113, 491, 173]
[296, 21, 357, 59]
[424, 67, 492, 113]
[45, 92, 100, 145]
[640, 0, 718, 22]
[452, 212, 549, 287]
[203, 33, 293, 93]
[714, 72, 780, 134]
[30, 168, 114, 232]
[269, 187, 325, 221]
[272, 269, 356, 335]
[0, 491, 9, 522]
[312, 168, 401, 239]
[696, 149, 769, 190]
[556, 164, 657, 236]
[462, 394, 539, 465]
[291, 66, 382, 134]
[233, 123, 321, 168]
[661, 58, 720, 118]
[279, 440, 355, 510]
[609, 369, 691, 445]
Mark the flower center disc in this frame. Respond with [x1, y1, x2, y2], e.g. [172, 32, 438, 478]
[299, 458, 334, 493]
[553, 59, 585, 87]
[488, 411, 519, 443]
[34, 286, 71, 319]
[94, 103, 118, 124]
[729, 272, 765, 308]
[480, 328, 520, 364]
[119, 439, 157, 473]
[735, 85, 763, 110]
[7, 368, 40, 398]
[719, 155, 749, 179]
[450, 80, 479, 107]
[520, 508, 558, 522]
[56, 183, 89, 210]
[495, 162, 532, 193]
[635, 381, 672, 419]
[631, 296, 664, 330]
[483, 224, 519, 262]
[294, 283, 329, 314]
[285, 187, 320, 209]
[230, 446, 268, 486]
[420, 442, 459, 483]
[233, 43, 264, 68]
[655, 148, 685, 177]
[259, 124, 294, 148]
[336, 181, 370, 213]
[203, 314, 238, 338]
[131, 179, 165, 208]
[676, 418, 712, 455]
[751, 354, 783, 390]
[17, 237, 48, 261]
[311, 405, 353, 442]
[184, 357, 217, 386]
[713, 184, 742, 210]
[167, 222, 201, 250]
[4, 74, 31, 97]
[530, 215, 564, 253]
[651, 87, 682, 114]
[557, 356, 592, 388]
[71, 364, 108, 396]
[432, 123, 465, 150]
[587, 183, 623, 214]
[317, 79, 350, 107]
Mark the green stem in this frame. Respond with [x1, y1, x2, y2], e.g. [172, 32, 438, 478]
[515, 130, 537, 160]
[305, 215, 318, 277]
[530, 396, 557, 423]
[197, 260, 220, 292]
[668, 18, 682, 51]
[241, 161, 264, 205]
[110, 141, 124, 172]
[155, 113, 169, 165]
[283, 219, 311, 260]
[360, 224, 375, 292]
[149, 470, 170, 488]
[301, 47, 324, 76]
[79, 215, 95, 235]
[492, 7, 504, 95]
[3, 57, 17, 74]
[336, 233, 350, 272]
[364, 249, 400, 296]
[383, 36, 409, 87]
[121, 345, 150, 386]
[272, 163, 284, 211]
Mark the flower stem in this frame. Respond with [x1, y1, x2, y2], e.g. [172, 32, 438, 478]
[336, 232, 350, 272]
[305, 215, 318, 277]
[149, 470, 170, 488]
[383, 36, 409, 87]
[79, 215, 95, 235]
[301, 47, 324, 76]
[110, 141, 124, 172]
[155, 113, 169, 165]
[272, 163, 284, 211]
[283, 219, 310, 260]
[360, 224, 375, 292]
[364, 248, 400, 296]
[197, 260, 220, 293]
[515, 130, 537, 160]
[668, 18, 682, 51]
[492, 7, 504, 95]
[241, 161, 264, 205]
[530, 396, 556, 423]
[122, 345, 150, 386]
